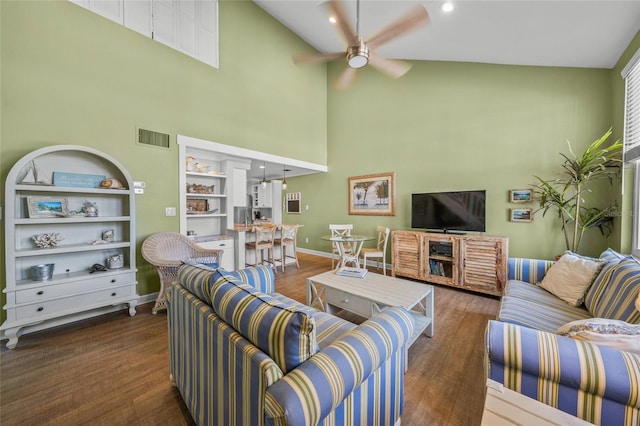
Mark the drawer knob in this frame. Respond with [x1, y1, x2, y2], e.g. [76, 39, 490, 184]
[111, 279, 116, 283]
[343, 299, 349, 303]
[111, 292, 117, 297]
[37, 290, 44, 295]
[37, 306, 44, 312]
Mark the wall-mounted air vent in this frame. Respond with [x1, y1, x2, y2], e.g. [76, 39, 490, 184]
[138, 128, 170, 149]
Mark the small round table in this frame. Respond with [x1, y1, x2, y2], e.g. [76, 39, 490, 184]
[322, 234, 374, 269]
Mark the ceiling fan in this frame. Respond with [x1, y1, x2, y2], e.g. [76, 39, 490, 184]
[293, 0, 429, 90]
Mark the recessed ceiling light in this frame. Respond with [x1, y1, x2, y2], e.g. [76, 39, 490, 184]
[442, 2, 454, 13]
[329, 16, 337, 24]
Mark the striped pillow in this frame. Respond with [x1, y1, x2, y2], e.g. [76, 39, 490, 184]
[209, 273, 318, 373]
[584, 257, 640, 323]
[177, 261, 218, 304]
[219, 265, 275, 294]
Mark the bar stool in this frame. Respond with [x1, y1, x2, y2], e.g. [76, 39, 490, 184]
[245, 224, 277, 269]
[274, 224, 300, 272]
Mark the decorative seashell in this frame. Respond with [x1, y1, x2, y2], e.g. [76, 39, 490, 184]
[100, 178, 125, 189]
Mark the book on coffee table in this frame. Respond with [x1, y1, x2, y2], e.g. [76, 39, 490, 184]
[336, 267, 368, 278]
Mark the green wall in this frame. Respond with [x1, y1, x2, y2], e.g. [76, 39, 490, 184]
[289, 60, 618, 260]
[0, 0, 327, 318]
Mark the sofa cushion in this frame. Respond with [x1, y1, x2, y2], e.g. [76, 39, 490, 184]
[177, 261, 218, 304]
[498, 280, 592, 332]
[270, 293, 357, 349]
[220, 265, 275, 294]
[539, 252, 604, 306]
[584, 256, 640, 323]
[209, 273, 319, 373]
[600, 248, 626, 262]
[557, 318, 640, 354]
[507, 258, 555, 284]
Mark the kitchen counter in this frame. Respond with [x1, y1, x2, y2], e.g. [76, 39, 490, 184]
[189, 234, 233, 242]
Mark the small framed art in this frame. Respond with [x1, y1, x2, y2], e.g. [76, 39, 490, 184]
[510, 208, 533, 222]
[510, 189, 532, 203]
[27, 196, 69, 218]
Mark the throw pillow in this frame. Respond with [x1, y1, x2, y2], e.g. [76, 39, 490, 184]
[557, 318, 640, 354]
[584, 256, 640, 323]
[177, 261, 219, 304]
[209, 273, 318, 373]
[599, 248, 625, 263]
[539, 251, 604, 306]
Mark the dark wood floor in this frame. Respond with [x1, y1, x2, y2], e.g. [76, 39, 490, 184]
[0, 253, 500, 426]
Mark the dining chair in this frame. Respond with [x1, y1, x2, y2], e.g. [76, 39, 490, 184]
[329, 224, 353, 268]
[245, 224, 277, 269]
[141, 232, 223, 314]
[274, 224, 300, 272]
[359, 226, 390, 275]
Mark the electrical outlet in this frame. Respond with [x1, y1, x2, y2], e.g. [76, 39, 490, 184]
[165, 207, 176, 216]
[305, 205, 309, 210]
[305, 237, 309, 243]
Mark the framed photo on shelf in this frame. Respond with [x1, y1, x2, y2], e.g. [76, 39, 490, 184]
[348, 172, 396, 216]
[510, 189, 532, 203]
[510, 208, 533, 222]
[186, 198, 208, 214]
[27, 196, 69, 218]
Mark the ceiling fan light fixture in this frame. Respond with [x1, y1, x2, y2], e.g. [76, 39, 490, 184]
[347, 39, 369, 69]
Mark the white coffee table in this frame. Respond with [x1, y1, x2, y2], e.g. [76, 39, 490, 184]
[306, 270, 434, 347]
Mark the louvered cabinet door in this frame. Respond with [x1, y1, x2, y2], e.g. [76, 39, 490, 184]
[459, 237, 508, 296]
[391, 231, 422, 279]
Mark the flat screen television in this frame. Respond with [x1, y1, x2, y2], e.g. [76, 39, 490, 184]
[411, 190, 486, 233]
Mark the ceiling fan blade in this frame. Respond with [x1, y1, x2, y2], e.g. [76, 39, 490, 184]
[293, 51, 345, 65]
[335, 66, 358, 90]
[326, 0, 357, 45]
[366, 5, 429, 50]
[368, 53, 412, 79]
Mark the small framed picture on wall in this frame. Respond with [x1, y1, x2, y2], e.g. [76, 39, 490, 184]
[509, 189, 532, 203]
[510, 208, 533, 222]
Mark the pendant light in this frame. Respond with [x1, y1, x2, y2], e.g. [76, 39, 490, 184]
[282, 166, 288, 190]
[261, 162, 267, 188]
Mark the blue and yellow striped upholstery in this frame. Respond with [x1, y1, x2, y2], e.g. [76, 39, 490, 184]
[486, 320, 640, 425]
[210, 273, 318, 373]
[507, 258, 555, 284]
[177, 261, 218, 304]
[221, 265, 275, 294]
[167, 284, 284, 426]
[168, 263, 412, 426]
[584, 256, 640, 323]
[499, 280, 592, 333]
[264, 307, 414, 426]
[600, 248, 626, 262]
[270, 293, 357, 349]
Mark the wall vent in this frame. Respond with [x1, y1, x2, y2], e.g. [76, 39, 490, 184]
[138, 128, 170, 149]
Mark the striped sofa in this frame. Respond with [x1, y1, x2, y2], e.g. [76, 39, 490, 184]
[166, 262, 415, 426]
[485, 249, 640, 425]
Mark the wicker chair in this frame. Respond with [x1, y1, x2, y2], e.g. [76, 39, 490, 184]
[141, 232, 223, 314]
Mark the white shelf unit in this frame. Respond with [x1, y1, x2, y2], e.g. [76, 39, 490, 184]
[1, 145, 138, 349]
[181, 166, 228, 235]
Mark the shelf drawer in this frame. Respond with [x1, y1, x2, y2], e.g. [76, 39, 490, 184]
[16, 272, 136, 304]
[15, 285, 134, 320]
[326, 288, 372, 318]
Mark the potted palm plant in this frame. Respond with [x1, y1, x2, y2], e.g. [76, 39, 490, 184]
[533, 128, 623, 254]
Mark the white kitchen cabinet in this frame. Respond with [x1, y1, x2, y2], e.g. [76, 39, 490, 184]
[194, 238, 234, 271]
[1, 145, 138, 349]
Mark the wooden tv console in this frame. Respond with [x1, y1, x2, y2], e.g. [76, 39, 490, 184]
[391, 230, 508, 296]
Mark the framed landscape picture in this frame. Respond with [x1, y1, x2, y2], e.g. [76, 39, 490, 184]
[510, 189, 532, 203]
[27, 196, 69, 218]
[348, 172, 395, 216]
[510, 208, 533, 222]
